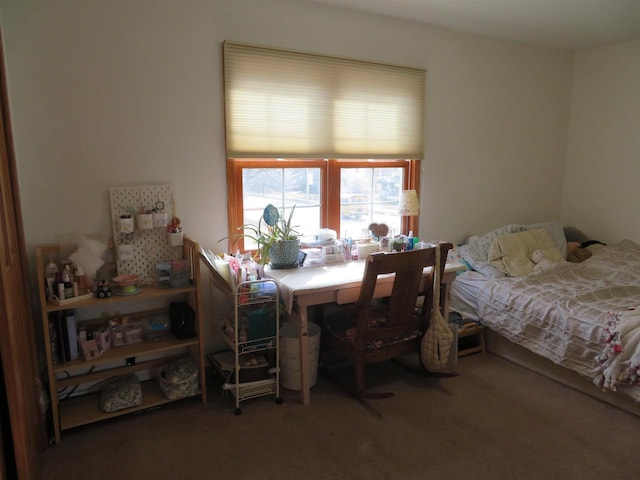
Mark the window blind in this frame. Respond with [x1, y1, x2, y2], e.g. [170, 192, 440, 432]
[223, 42, 425, 159]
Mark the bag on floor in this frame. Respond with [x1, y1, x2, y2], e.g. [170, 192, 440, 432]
[100, 374, 142, 413]
[159, 356, 200, 400]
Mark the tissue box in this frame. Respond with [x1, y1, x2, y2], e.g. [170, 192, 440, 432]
[357, 242, 380, 259]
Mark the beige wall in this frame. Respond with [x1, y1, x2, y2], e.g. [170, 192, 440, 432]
[561, 39, 640, 244]
[0, 0, 573, 252]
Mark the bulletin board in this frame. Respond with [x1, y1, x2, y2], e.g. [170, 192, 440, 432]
[109, 185, 182, 284]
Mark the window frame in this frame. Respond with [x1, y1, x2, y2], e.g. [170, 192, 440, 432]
[225, 158, 420, 253]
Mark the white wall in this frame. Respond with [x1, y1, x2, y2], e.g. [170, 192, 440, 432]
[0, 0, 573, 252]
[0, 0, 575, 350]
[561, 39, 640, 244]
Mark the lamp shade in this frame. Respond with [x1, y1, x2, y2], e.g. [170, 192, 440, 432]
[398, 190, 420, 216]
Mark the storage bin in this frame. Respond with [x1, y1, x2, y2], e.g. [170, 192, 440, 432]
[245, 307, 277, 340]
[279, 321, 321, 391]
[170, 269, 190, 288]
[144, 314, 170, 342]
[155, 262, 171, 288]
[112, 321, 143, 347]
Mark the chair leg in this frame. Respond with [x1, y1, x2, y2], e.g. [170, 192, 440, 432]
[355, 359, 394, 399]
[354, 358, 366, 393]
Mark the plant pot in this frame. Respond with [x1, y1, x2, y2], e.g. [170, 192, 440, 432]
[269, 239, 300, 268]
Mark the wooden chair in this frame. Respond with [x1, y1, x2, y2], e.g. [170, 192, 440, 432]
[320, 243, 453, 398]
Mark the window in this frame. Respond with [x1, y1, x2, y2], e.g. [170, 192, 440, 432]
[225, 158, 419, 254]
[222, 43, 425, 255]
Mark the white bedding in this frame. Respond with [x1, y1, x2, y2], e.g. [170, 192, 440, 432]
[473, 240, 640, 399]
[450, 271, 487, 320]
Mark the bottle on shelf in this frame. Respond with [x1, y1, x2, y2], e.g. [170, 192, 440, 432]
[45, 258, 59, 299]
[62, 265, 74, 299]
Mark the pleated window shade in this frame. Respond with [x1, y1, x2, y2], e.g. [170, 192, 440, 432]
[223, 42, 425, 159]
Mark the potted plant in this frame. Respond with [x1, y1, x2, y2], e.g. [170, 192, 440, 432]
[222, 204, 301, 267]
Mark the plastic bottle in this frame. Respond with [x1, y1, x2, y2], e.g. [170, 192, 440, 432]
[45, 259, 59, 299]
[74, 265, 88, 294]
[62, 265, 74, 299]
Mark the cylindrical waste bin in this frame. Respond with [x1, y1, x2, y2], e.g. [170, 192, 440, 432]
[279, 321, 321, 391]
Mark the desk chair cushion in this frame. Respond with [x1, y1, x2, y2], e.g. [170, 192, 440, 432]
[323, 303, 422, 351]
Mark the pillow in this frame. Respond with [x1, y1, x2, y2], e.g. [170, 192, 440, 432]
[456, 224, 521, 277]
[488, 229, 564, 277]
[520, 220, 567, 259]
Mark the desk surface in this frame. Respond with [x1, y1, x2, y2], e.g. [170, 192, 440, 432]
[265, 260, 465, 312]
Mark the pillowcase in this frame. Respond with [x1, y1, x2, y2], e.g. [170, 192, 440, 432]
[488, 229, 564, 277]
[456, 223, 521, 278]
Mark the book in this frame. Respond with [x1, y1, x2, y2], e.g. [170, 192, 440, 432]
[54, 312, 67, 363]
[65, 311, 79, 361]
[48, 320, 60, 364]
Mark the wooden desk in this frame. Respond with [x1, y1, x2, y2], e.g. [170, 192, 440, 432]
[265, 260, 465, 406]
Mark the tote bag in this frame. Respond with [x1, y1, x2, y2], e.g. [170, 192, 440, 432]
[420, 245, 456, 371]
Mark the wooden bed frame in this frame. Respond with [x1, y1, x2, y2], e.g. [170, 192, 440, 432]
[485, 328, 640, 417]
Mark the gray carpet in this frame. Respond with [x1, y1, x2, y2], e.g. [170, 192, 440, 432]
[41, 353, 640, 480]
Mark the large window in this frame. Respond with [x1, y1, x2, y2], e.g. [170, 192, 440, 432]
[222, 43, 426, 256]
[225, 158, 419, 254]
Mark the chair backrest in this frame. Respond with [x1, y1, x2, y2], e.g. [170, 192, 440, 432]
[357, 243, 453, 335]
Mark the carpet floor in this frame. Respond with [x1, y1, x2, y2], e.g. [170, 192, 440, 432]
[41, 353, 640, 480]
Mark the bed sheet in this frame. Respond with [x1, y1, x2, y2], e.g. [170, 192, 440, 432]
[450, 271, 488, 320]
[476, 240, 640, 396]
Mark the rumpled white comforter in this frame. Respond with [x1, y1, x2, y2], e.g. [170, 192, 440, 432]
[477, 240, 640, 398]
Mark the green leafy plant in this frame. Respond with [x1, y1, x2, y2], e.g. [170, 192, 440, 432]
[220, 204, 301, 265]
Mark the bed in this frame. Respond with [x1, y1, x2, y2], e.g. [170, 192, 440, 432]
[450, 221, 640, 413]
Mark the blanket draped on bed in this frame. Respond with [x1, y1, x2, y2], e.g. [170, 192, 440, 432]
[594, 309, 640, 392]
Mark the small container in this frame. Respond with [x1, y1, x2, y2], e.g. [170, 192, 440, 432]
[170, 269, 190, 288]
[144, 314, 170, 342]
[112, 321, 144, 347]
[167, 231, 184, 247]
[152, 211, 168, 228]
[155, 262, 171, 288]
[136, 213, 153, 230]
[118, 216, 134, 234]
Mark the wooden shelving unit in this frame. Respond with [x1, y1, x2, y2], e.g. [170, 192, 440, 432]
[36, 236, 206, 443]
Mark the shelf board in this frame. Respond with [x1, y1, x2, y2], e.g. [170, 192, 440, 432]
[45, 284, 196, 313]
[56, 354, 184, 389]
[59, 380, 199, 431]
[54, 338, 199, 373]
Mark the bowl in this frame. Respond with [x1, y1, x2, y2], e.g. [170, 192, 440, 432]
[112, 274, 140, 286]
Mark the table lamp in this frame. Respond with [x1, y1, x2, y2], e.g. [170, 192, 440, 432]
[398, 189, 420, 240]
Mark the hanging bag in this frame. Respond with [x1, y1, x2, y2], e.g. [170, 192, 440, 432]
[420, 245, 455, 371]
